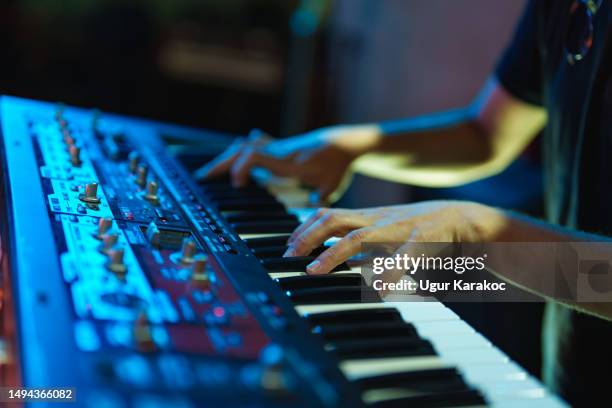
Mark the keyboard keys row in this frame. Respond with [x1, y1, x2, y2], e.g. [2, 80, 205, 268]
[225, 211, 297, 223]
[262, 256, 349, 273]
[255, 247, 483, 406]
[201, 177, 568, 408]
[252, 245, 324, 258]
[200, 179, 303, 236]
[231, 220, 300, 234]
[244, 235, 292, 248]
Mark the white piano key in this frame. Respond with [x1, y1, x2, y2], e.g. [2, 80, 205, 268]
[437, 347, 510, 365]
[492, 396, 568, 408]
[239, 232, 287, 240]
[388, 301, 462, 322]
[268, 265, 372, 279]
[361, 388, 487, 407]
[413, 319, 498, 350]
[413, 319, 478, 336]
[484, 384, 554, 406]
[296, 299, 451, 320]
[483, 377, 546, 396]
[442, 351, 566, 406]
[297, 302, 390, 317]
[269, 271, 304, 279]
[268, 269, 362, 280]
[459, 364, 564, 405]
[340, 356, 447, 379]
[459, 362, 529, 384]
[251, 169, 313, 208]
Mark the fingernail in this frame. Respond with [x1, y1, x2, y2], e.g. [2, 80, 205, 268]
[283, 247, 295, 257]
[306, 260, 321, 274]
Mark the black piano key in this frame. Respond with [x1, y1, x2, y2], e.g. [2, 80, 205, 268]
[198, 174, 233, 185]
[313, 322, 418, 342]
[253, 245, 326, 259]
[215, 196, 282, 205]
[200, 184, 269, 198]
[308, 246, 328, 256]
[224, 211, 297, 223]
[286, 286, 380, 305]
[275, 274, 363, 291]
[231, 220, 300, 234]
[330, 337, 435, 359]
[354, 368, 469, 394]
[207, 189, 274, 201]
[198, 173, 256, 186]
[306, 308, 404, 326]
[369, 389, 486, 408]
[262, 256, 350, 272]
[216, 199, 286, 212]
[201, 184, 264, 194]
[244, 235, 292, 248]
[252, 245, 291, 258]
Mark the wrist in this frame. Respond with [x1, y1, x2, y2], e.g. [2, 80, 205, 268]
[460, 202, 509, 242]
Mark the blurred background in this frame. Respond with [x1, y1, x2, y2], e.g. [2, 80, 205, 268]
[0, 0, 546, 385]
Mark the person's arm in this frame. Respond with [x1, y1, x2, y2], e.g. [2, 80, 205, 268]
[283, 201, 612, 321]
[349, 78, 547, 186]
[464, 207, 612, 321]
[195, 78, 546, 198]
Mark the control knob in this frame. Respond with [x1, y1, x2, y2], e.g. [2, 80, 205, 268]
[128, 151, 140, 174]
[93, 217, 113, 240]
[79, 182, 101, 206]
[143, 180, 160, 206]
[69, 145, 82, 166]
[179, 237, 197, 264]
[99, 233, 119, 254]
[106, 248, 127, 279]
[145, 222, 161, 248]
[61, 125, 75, 143]
[133, 312, 156, 352]
[191, 255, 210, 290]
[135, 165, 148, 188]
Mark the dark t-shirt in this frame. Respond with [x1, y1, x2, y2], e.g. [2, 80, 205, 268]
[495, 1, 611, 406]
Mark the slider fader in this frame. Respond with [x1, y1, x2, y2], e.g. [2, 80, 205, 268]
[0, 97, 359, 408]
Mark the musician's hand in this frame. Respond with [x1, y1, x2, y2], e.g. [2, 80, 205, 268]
[283, 201, 506, 274]
[193, 125, 381, 202]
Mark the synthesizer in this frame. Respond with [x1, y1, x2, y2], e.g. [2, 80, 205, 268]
[0, 96, 567, 408]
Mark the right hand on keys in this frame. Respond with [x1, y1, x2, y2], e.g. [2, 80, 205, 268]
[194, 125, 381, 203]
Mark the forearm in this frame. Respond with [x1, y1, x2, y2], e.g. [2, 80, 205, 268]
[476, 207, 612, 320]
[352, 109, 495, 187]
[374, 108, 483, 155]
[345, 78, 546, 187]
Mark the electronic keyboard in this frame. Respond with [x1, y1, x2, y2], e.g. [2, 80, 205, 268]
[0, 96, 568, 407]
